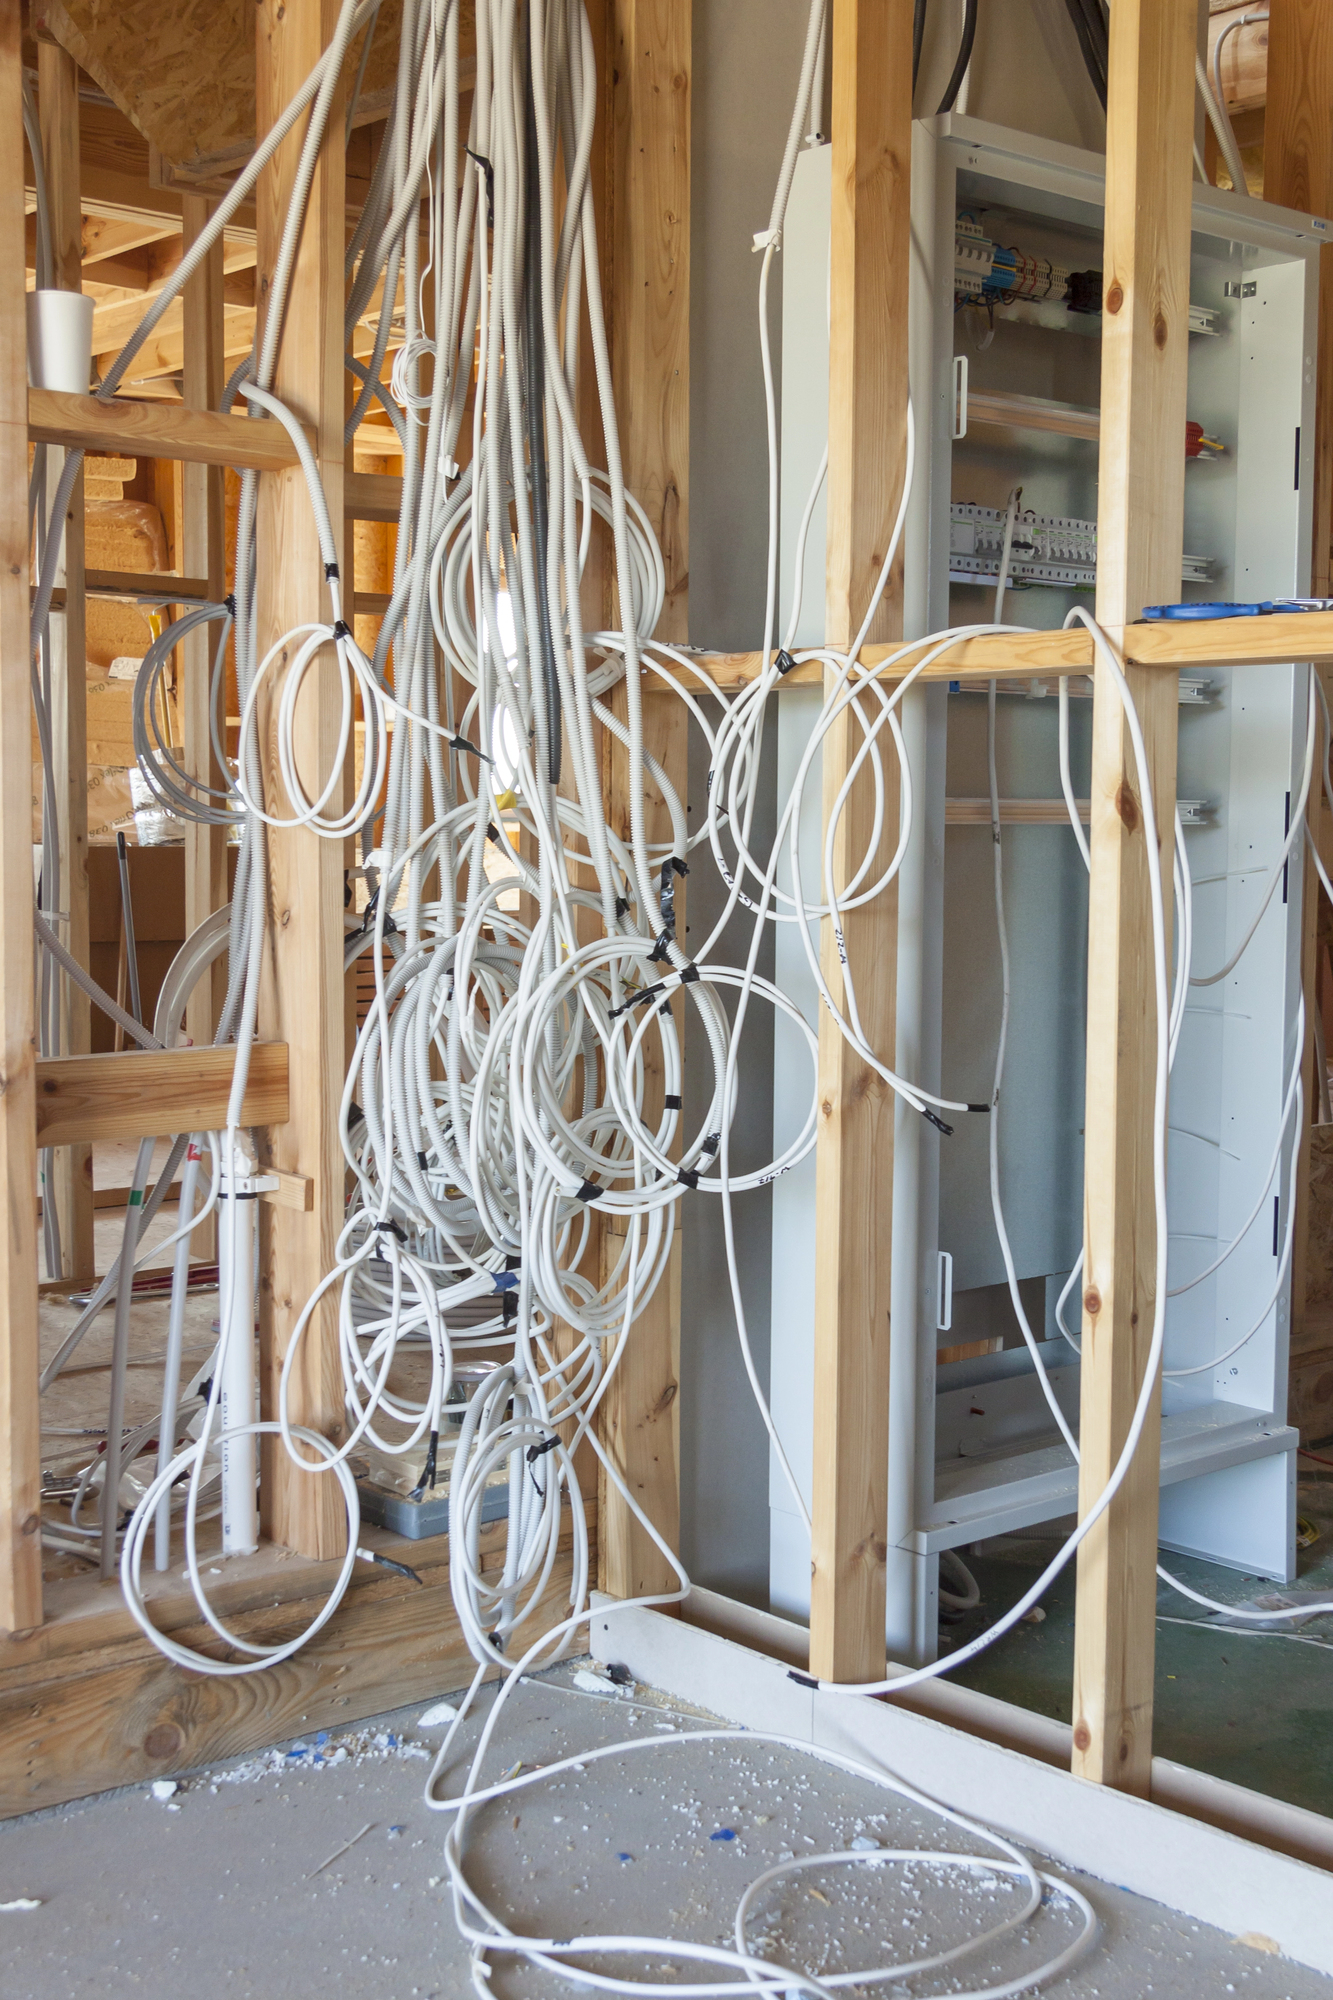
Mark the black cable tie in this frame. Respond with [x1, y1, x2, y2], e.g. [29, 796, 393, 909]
[788, 1670, 820, 1689]
[223, 592, 236, 618]
[664, 1093, 682, 1111]
[679, 963, 700, 986]
[648, 930, 673, 964]
[332, 618, 351, 640]
[609, 982, 665, 1019]
[416, 1150, 429, 1171]
[504, 1253, 522, 1271]
[922, 1108, 954, 1137]
[466, 147, 496, 227]
[614, 896, 630, 920]
[365, 1550, 424, 1585]
[677, 1167, 700, 1189]
[486, 822, 502, 844]
[488, 1629, 505, 1653]
[775, 648, 798, 676]
[525, 1433, 561, 1465]
[575, 1179, 600, 1202]
[324, 561, 340, 580]
[659, 999, 673, 1016]
[967, 1102, 992, 1115]
[503, 1289, 517, 1326]
[409, 1427, 440, 1499]
[701, 1132, 720, 1156]
[451, 732, 491, 763]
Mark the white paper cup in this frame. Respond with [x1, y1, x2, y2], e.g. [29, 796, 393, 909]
[26, 289, 94, 394]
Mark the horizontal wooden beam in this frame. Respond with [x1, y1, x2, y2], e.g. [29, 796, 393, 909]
[34, 1044, 289, 1149]
[29, 388, 299, 472]
[344, 469, 403, 521]
[687, 608, 1333, 689]
[38, 570, 211, 610]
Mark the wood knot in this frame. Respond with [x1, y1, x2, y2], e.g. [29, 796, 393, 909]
[143, 1722, 185, 1761]
[653, 1381, 678, 1417]
[20, 1513, 39, 1536]
[1083, 1287, 1101, 1316]
[1153, 312, 1168, 350]
[820, 1099, 833, 1119]
[1073, 1720, 1092, 1753]
[1115, 782, 1139, 832]
[1105, 280, 1124, 315]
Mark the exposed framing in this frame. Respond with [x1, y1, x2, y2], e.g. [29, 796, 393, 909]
[0, 0, 1328, 1854]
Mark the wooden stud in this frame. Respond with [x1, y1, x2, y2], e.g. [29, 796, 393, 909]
[0, 0, 42, 1637]
[253, 0, 348, 1562]
[807, 0, 912, 1687]
[38, 39, 94, 1286]
[1071, 0, 1196, 1795]
[594, 0, 690, 1604]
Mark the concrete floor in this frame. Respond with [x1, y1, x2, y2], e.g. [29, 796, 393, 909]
[1, 1662, 1330, 2000]
[943, 1468, 1333, 1819]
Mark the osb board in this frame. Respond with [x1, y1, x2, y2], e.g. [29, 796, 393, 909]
[1304, 1124, 1333, 1308]
[0, 1510, 590, 1817]
[40, 0, 475, 175]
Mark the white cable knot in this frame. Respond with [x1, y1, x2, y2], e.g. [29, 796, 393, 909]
[752, 228, 780, 253]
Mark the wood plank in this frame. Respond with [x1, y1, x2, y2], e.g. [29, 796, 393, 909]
[807, 0, 912, 1688]
[344, 468, 403, 521]
[966, 388, 1101, 441]
[1071, 0, 1196, 1797]
[83, 568, 210, 602]
[0, 1517, 589, 1817]
[594, 0, 691, 1605]
[28, 386, 301, 471]
[180, 193, 230, 1181]
[0, 0, 41, 1639]
[34, 1044, 289, 1150]
[39, 39, 94, 1290]
[254, 0, 348, 1564]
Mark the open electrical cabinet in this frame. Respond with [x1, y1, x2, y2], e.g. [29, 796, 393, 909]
[768, 115, 1325, 1662]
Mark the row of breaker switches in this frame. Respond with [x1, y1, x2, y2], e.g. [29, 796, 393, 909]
[949, 502, 1213, 591]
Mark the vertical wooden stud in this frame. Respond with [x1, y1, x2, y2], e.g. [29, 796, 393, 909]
[807, 0, 912, 1687]
[38, 39, 92, 1285]
[0, 0, 41, 1635]
[596, 0, 690, 1601]
[255, 0, 348, 1559]
[1071, 0, 1196, 1793]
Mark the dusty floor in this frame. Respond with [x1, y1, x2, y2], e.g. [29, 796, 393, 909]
[0, 1661, 1330, 2000]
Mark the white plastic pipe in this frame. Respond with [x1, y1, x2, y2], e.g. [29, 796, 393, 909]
[26, 289, 94, 392]
[154, 1137, 204, 1570]
[218, 1142, 259, 1555]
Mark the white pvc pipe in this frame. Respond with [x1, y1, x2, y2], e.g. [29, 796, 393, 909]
[219, 1146, 259, 1555]
[153, 1138, 204, 1570]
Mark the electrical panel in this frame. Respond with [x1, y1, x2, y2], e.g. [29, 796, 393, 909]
[767, 115, 1324, 1663]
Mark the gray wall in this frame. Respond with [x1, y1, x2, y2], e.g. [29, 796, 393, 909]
[680, 1, 811, 1605]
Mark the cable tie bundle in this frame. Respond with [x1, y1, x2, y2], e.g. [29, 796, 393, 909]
[677, 1167, 701, 1189]
[775, 647, 799, 675]
[331, 618, 351, 639]
[574, 1179, 601, 1203]
[664, 1093, 682, 1111]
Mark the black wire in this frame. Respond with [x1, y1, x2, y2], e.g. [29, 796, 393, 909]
[913, 0, 928, 94]
[1062, 0, 1108, 109]
[937, 0, 978, 115]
